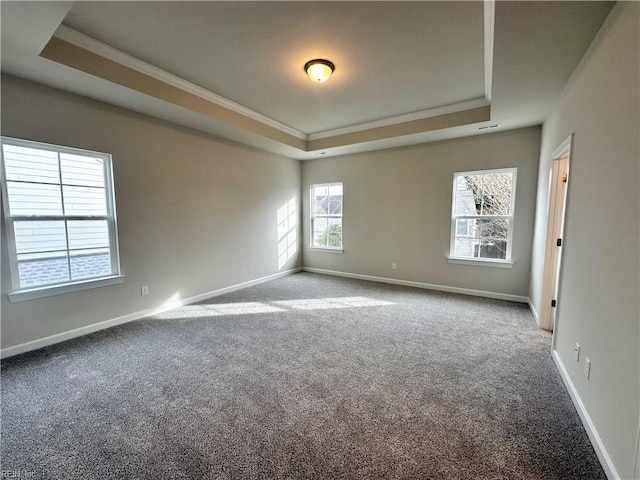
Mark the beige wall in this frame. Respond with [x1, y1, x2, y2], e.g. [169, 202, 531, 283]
[1, 75, 301, 350]
[302, 127, 541, 298]
[3, 5, 638, 473]
[529, 2, 639, 478]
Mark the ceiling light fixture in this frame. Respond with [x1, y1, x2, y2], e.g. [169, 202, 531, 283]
[304, 59, 335, 83]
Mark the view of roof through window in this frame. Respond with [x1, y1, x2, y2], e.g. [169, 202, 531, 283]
[2, 141, 117, 289]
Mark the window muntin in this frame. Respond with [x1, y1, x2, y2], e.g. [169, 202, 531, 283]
[1, 137, 121, 292]
[310, 183, 343, 249]
[450, 168, 516, 261]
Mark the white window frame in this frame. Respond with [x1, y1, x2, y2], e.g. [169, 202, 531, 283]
[1, 137, 124, 302]
[448, 167, 517, 268]
[310, 182, 343, 252]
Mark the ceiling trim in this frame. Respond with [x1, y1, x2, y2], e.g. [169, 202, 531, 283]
[484, 0, 495, 102]
[307, 97, 489, 141]
[40, 21, 494, 153]
[52, 25, 307, 141]
[40, 35, 308, 150]
[307, 105, 491, 151]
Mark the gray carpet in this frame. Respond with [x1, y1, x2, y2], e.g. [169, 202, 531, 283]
[1, 272, 605, 479]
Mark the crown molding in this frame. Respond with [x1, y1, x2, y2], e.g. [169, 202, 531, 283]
[307, 98, 490, 142]
[53, 25, 307, 141]
[484, 0, 495, 103]
[48, 21, 494, 152]
[307, 105, 491, 151]
[311, 1, 494, 142]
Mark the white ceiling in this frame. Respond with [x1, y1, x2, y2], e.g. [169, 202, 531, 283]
[64, 1, 486, 134]
[1, 1, 614, 160]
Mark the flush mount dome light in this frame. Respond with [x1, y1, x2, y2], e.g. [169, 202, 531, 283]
[304, 59, 335, 83]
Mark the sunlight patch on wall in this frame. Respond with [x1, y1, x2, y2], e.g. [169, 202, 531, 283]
[277, 197, 297, 270]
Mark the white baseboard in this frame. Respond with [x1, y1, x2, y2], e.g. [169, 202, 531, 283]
[552, 350, 621, 480]
[302, 267, 529, 303]
[528, 299, 540, 325]
[1, 267, 302, 359]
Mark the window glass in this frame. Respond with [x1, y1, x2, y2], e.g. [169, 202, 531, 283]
[311, 183, 343, 249]
[450, 169, 516, 261]
[1, 138, 121, 292]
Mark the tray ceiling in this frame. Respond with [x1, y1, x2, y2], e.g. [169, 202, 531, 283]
[1, 1, 614, 159]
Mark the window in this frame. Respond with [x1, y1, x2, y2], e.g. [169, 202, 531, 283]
[450, 168, 517, 263]
[310, 183, 343, 250]
[1, 137, 122, 301]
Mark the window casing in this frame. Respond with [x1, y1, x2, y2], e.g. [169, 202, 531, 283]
[310, 183, 343, 250]
[450, 168, 517, 264]
[1, 137, 122, 301]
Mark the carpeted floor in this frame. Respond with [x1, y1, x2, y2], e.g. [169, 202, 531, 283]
[1, 272, 605, 479]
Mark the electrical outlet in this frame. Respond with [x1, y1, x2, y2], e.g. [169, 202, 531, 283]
[141, 285, 149, 296]
[584, 357, 591, 379]
[574, 343, 580, 362]
[392, 263, 397, 270]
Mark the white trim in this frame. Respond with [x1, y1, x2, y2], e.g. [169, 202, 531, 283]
[483, 0, 495, 103]
[307, 98, 489, 141]
[528, 299, 539, 325]
[0, 267, 302, 359]
[104, 147, 121, 278]
[52, 25, 495, 148]
[302, 267, 528, 303]
[1, 135, 113, 160]
[1, 136, 122, 297]
[448, 257, 513, 269]
[450, 167, 517, 178]
[552, 132, 573, 159]
[53, 25, 307, 142]
[310, 182, 343, 250]
[449, 167, 518, 263]
[8, 275, 125, 303]
[552, 350, 621, 480]
[634, 422, 640, 480]
[308, 247, 344, 254]
[0, 140, 20, 285]
[540, 134, 572, 332]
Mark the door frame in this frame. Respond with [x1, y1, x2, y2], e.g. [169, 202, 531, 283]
[540, 134, 572, 333]
[634, 422, 640, 480]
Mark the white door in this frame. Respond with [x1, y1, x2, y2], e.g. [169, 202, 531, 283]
[540, 135, 572, 332]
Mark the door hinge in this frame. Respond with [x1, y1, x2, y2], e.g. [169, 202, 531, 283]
[556, 238, 562, 247]
[551, 299, 557, 308]
[562, 173, 568, 183]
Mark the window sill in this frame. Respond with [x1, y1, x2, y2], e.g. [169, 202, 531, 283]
[309, 246, 344, 254]
[7, 275, 125, 303]
[448, 257, 513, 269]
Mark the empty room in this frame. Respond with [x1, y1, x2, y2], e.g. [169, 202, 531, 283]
[1, 1, 638, 479]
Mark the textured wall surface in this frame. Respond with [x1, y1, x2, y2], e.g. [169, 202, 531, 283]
[302, 127, 540, 298]
[1, 75, 301, 349]
[529, 3, 639, 478]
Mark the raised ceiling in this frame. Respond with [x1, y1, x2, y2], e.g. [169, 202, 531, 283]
[1, 1, 614, 159]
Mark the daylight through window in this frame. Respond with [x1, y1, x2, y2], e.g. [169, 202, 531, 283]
[310, 183, 343, 249]
[450, 168, 517, 262]
[1, 137, 121, 294]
